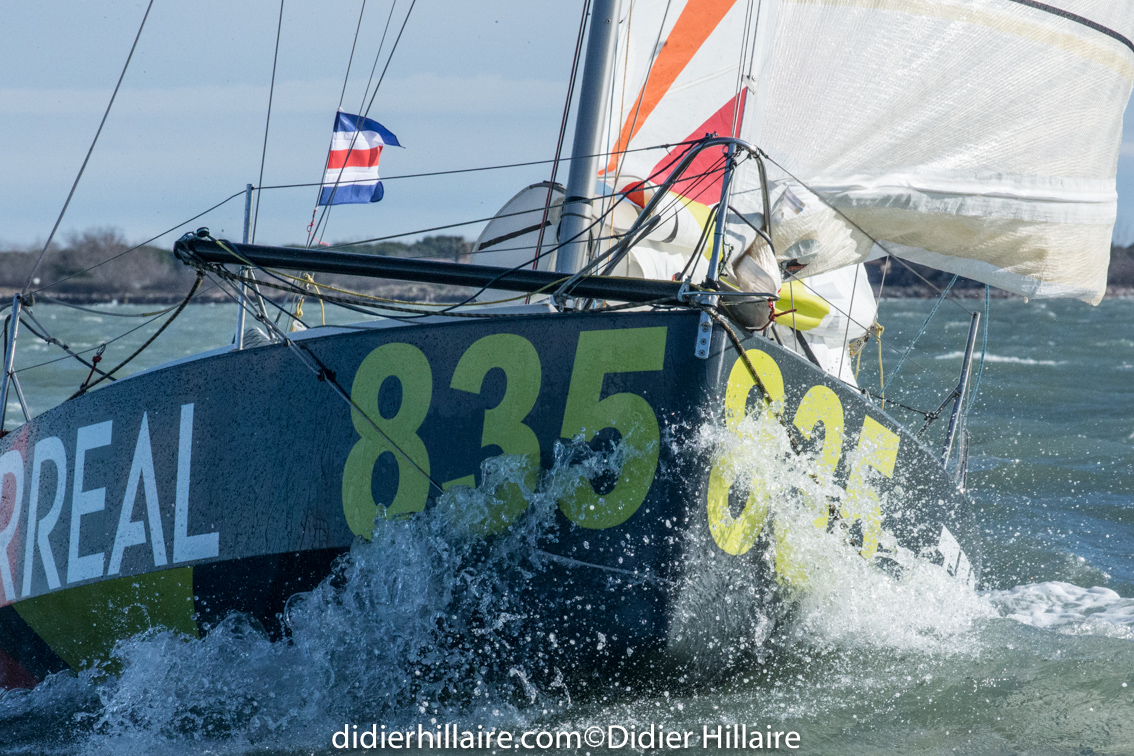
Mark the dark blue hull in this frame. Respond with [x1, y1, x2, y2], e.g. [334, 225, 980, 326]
[0, 309, 979, 688]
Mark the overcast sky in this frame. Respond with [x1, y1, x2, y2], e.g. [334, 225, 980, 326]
[4, 0, 1134, 255]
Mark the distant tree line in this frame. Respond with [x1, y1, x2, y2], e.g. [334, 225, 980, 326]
[0, 230, 474, 303]
[866, 245, 1134, 295]
[2, 228, 1131, 302]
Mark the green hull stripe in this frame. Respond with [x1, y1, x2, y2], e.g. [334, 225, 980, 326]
[14, 568, 199, 671]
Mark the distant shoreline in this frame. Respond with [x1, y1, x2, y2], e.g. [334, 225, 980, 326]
[5, 285, 1134, 306]
[4, 232, 1133, 305]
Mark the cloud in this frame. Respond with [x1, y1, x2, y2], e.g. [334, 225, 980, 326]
[0, 73, 561, 120]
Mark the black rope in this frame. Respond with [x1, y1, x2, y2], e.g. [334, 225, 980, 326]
[1004, 0, 1134, 54]
[13, 282, 220, 374]
[68, 273, 204, 399]
[678, 204, 718, 282]
[21, 0, 155, 296]
[17, 312, 115, 381]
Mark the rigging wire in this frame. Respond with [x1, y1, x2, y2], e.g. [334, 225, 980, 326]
[880, 274, 958, 395]
[202, 268, 447, 495]
[29, 189, 246, 296]
[21, 0, 155, 296]
[28, 144, 690, 303]
[308, 0, 400, 246]
[730, 0, 757, 131]
[30, 294, 181, 319]
[337, 0, 370, 109]
[68, 273, 204, 399]
[252, 0, 286, 244]
[789, 275, 953, 394]
[191, 165, 653, 323]
[591, 1, 627, 266]
[363, 0, 416, 116]
[531, 0, 591, 268]
[839, 262, 861, 379]
[303, 0, 370, 247]
[260, 140, 704, 192]
[13, 281, 221, 376]
[310, 0, 417, 245]
[209, 185, 626, 317]
[610, 0, 674, 184]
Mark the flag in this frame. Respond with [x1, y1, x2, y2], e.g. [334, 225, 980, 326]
[318, 110, 401, 205]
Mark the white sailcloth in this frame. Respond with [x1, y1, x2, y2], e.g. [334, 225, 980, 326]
[600, 0, 781, 289]
[746, 0, 1134, 304]
[603, 0, 1133, 304]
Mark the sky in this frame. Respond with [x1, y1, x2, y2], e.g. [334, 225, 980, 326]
[1, 1, 582, 253]
[4, 1, 1134, 259]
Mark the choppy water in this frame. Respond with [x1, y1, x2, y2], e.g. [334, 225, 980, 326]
[2, 298, 1133, 755]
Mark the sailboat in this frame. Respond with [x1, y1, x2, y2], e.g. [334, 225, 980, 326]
[0, 0, 1130, 690]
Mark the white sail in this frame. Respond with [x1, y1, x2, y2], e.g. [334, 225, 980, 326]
[746, 0, 1134, 304]
[603, 0, 1133, 304]
[600, 0, 781, 290]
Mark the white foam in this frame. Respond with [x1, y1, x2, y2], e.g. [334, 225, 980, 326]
[934, 351, 1065, 365]
[990, 581, 1134, 638]
[691, 408, 995, 659]
[61, 443, 637, 754]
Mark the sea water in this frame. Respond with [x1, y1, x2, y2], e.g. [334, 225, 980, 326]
[1, 298, 1132, 755]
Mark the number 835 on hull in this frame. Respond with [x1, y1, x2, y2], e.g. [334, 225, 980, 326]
[0, 308, 978, 689]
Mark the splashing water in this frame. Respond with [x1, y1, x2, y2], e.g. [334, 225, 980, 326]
[1, 396, 1130, 754]
[684, 404, 995, 660]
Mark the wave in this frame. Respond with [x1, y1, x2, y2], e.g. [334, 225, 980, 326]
[934, 351, 1066, 365]
[989, 581, 1134, 638]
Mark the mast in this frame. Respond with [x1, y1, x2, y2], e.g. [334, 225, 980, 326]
[555, 0, 622, 275]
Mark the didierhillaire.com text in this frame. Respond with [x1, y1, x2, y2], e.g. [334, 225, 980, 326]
[332, 722, 802, 750]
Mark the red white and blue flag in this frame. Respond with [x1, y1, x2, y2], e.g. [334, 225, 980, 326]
[318, 110, 401, 205]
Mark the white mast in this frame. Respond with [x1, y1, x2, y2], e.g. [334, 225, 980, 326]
[555, 0, 622, 275]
